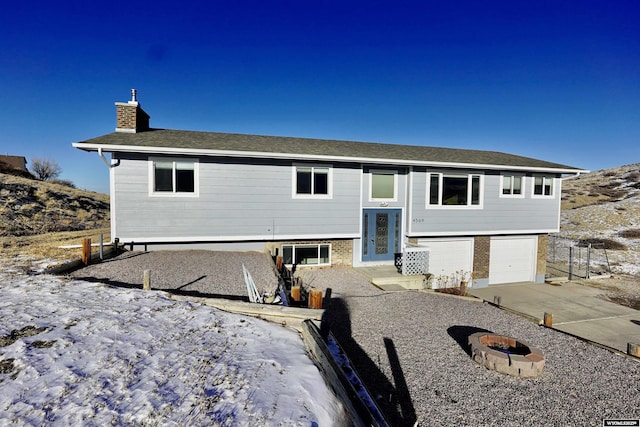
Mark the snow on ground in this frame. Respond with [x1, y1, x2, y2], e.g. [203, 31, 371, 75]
[0, 266, 346, 426]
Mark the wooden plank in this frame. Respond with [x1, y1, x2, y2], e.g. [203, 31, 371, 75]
[301, 320, 389, 427]
[168, 294, 323, 332]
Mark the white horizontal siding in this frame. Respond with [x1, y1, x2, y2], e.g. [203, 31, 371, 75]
[113, 155, 361, 241]
[409, 171, 561, 235]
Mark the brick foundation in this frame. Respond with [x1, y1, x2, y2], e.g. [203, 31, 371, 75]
[473, 236, 491, 280]
[536, 234, 547, 275]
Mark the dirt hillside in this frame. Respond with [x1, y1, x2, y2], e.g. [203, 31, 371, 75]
[0, 172, 110, 263]
[560, 163, 640, 276]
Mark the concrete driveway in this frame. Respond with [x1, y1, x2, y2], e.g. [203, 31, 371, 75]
[469, 281, 640, 354]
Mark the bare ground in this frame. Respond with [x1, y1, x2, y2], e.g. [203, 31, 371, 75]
[575, 275, 640, 310]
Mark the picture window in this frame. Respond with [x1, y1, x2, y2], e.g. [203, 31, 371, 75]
[427, 173, 482, 207]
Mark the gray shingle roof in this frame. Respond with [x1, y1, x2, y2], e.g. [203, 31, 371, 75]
[75, 128, 582, 171]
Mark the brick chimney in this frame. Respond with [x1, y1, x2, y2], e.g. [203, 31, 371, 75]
[115, 89, 150, 133]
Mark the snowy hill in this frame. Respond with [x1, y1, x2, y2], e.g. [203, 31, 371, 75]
[560, 163, 640, 275]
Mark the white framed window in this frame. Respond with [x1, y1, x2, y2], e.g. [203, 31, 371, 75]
[369, 169, 397, 201]
[282, 244, 331, 266]
[427, 172, 483, 208]
[532, 175, 554, 198]
[500, 174, 524, 198]
[292, 164, 332, 199]
[149, 157, 199, 197]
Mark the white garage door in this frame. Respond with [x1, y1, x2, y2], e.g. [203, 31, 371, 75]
[417, 238, 473, 279]
[489, 236, 537, 284]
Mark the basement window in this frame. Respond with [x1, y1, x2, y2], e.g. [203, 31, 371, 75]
[282, 244, 331, 266]
[150, 158, 199, 196]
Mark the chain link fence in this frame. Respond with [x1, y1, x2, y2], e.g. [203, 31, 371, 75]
[546, 235, 612, 279]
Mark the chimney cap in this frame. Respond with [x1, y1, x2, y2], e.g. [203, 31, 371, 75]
[129, 88, 138, 104]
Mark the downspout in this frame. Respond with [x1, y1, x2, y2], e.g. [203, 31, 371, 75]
[98, 147, 120, 168]
[97, 147, 119, 249]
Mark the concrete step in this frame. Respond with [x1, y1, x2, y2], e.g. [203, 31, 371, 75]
[372, 274, 426, 290]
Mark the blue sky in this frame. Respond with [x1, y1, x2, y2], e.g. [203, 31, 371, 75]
[1, 1, 639, 194]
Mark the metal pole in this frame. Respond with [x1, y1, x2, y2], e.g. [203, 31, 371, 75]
[99, 234, 104, 260]
[569, 246, 573, 280]
[586, 243, 591, 279]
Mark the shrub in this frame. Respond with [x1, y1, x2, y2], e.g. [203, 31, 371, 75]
[624, 171, 640, 181]
[598, 182, 621, 189]
[50, 179, 76, 188]
[578, 238, 627, 250]
[619, 229, 640, 239]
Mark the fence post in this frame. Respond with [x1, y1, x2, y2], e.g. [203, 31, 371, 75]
[82, 238, 91, 265]
[143, 270, 151, 291]
[568, 246, 573, 280]
[544, 312, 553, 327]
[99, 234, 104, 260]
[308, 288, 323, 309]
[586, 243, 591, 279]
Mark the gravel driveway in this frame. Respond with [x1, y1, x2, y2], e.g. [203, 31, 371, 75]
[69, 251, 640, 426]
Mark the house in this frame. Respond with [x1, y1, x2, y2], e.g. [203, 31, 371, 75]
[0, 155, 28, 173]
[73, 90, 586, 287]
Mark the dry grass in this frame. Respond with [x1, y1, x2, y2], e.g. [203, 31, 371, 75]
[0, 228, 111, 262]
[0, 173, 109, 237]
[561, 163, 640, 210]
[1, 171, 110, 263]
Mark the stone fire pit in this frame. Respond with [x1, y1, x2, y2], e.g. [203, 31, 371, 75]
[468, 332, 545, 378]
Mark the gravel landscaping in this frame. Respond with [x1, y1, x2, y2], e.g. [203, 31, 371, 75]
[69, 251, 640, 426]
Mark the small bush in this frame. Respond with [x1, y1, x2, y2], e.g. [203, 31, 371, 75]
[436, 286, 468, 296]
[619, 229, 640, 239]
[578, 238, 627, 250]
[598, 182, 621, 189]
[603, 171, 617, 177]
[624, 172, 640, 181]
[50, 179, 76, 188]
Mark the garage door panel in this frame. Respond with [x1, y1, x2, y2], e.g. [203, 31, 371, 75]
[418, 239, 473, 278]
[489, 237, 536, 284]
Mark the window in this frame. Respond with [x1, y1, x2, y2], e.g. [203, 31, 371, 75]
[150, 158, 198, 196]
[370, 170, 396, 200]
[427, 173, 482, 207]
[533, 176, 554, 197]
[282, 244, 331, 266]
[293, 165, 331, 198]
[501, 175, 523, 197]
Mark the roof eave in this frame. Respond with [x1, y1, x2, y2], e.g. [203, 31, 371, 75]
[72, 142, 586, 174]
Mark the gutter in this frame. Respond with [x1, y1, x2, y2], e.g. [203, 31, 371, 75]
[74, 143, 587, 175]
